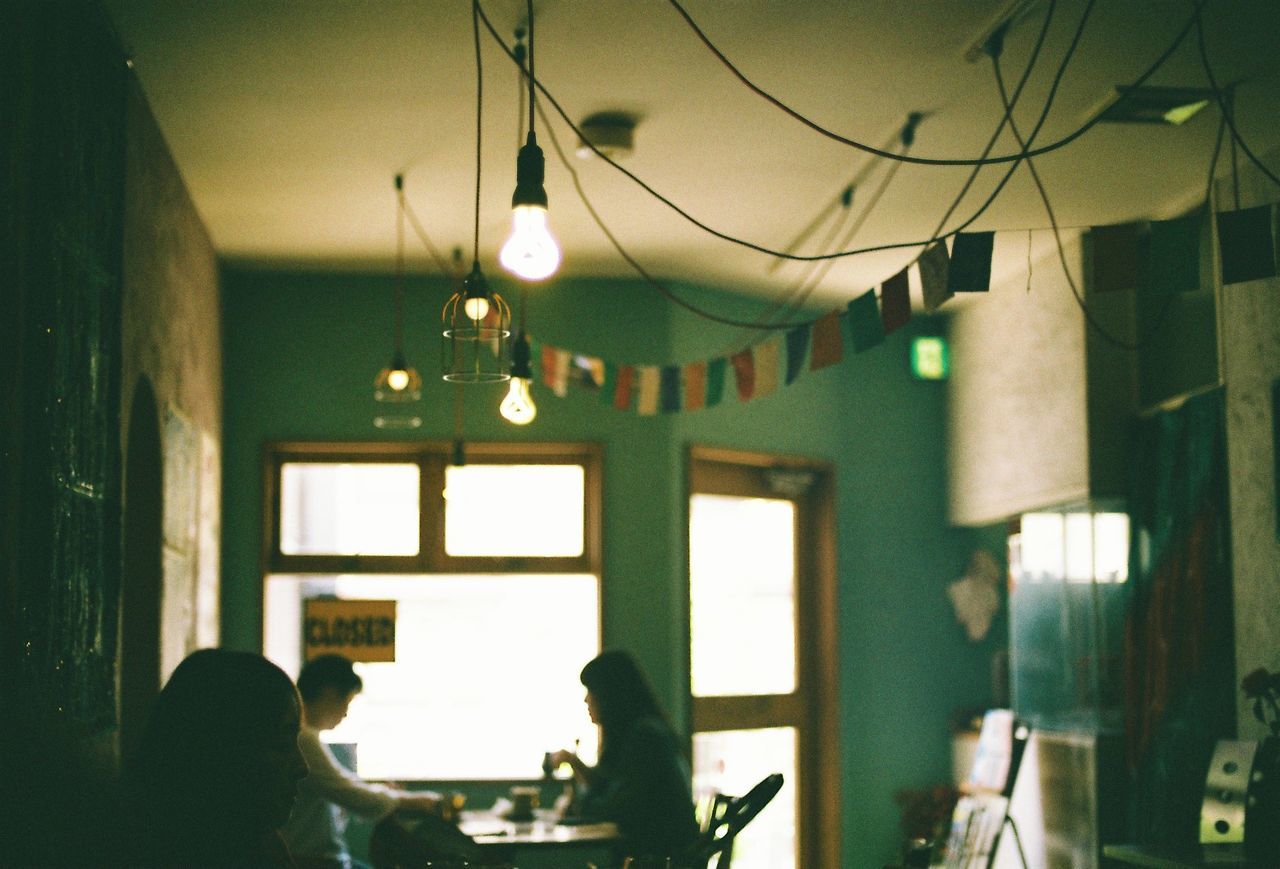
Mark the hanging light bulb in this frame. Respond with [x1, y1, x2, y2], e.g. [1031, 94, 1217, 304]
[499, 142, 560, 280]
[500, 377, 537, 425]
[461, 261, 492, 321]
[386, 368, 410, 392]
[500, 332, 537, 424]
[501, 14, 559, 283]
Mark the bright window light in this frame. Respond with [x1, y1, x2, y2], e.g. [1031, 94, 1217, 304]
[689, 494, 796, 697]
[1092, 513, 1129, 583]
[693, 727, 797, 869]
[1018, 513, 1065, 582]
[280, 463, 419, 556]
[444, 464, 584, 557]
[1016, 510, 1129, 585]
[265, 573, 599, 780]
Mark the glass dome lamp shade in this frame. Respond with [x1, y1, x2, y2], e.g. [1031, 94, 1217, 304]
[499, 133, 560, 282]
[374, 351, 422, 402]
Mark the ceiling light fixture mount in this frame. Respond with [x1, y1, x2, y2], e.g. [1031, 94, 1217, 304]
[575, 111, 637, 160]
[1094, 85, 1215, 126]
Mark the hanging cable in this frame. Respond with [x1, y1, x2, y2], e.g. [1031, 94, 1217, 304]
[1194, 5, 1280, 191]
[474, 0, 1151, 263]
[402, 191, 453, 274]
[741, 0, 1057, 346]
[992, 52, 1226, 351]
[665, 0, 1208, 167]
[534, 98, 813, 329]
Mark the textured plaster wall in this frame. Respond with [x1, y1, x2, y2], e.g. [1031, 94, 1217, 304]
[121, 79, 222, 674]
[1219, 161, 1280, 738]
[947, 233, 1092, 525]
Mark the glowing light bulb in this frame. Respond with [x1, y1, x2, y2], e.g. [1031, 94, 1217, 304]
[386, 368, 410, 392]
[499, 377, 537, 425]
[500, 205, 560, 281]
[463, 295, 490, 321]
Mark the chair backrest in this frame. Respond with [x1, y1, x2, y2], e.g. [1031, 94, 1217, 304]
[683, 773, 784, 869]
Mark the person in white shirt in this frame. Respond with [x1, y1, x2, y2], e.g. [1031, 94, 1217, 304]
[281, 655, 441, 869]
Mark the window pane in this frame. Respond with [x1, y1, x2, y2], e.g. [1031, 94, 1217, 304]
[693, 727, 797, 869]
[444, 464, 584, 557]
[689, 494, 796, 697]
[264, 573, 600, 779]
[280, 463, 419, 556]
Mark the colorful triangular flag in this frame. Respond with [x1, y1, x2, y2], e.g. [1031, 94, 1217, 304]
[785, 325, 810, 385]
[706, 358, 727, 408]
[809, 310, 845, 371]
[753, 340, 780, 398]
[847, 288, 885, 353]
[880, 268, 911, 334]
[636, 366, 660, 415]
[613, 365, 634, 411]
[918, 241, 952, 312]
[660, 365, 682, 413]
[731, 349, 755, 401]
[1090, 222, 1141, 293]
[1217, 205, 1277, 284]
[947, 231, 994, 293]
[1143, 211, 1201, 293]
[600, 362, 617, 405]
[684, 361, 707, 411]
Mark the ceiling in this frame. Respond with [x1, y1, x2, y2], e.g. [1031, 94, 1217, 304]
[104, 0, 1280, 310]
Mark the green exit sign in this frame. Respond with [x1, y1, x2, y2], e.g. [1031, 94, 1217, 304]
[910, 336, 950, 380]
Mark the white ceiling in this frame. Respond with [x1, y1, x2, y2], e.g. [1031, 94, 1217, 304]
[105, 0, 1280, 307]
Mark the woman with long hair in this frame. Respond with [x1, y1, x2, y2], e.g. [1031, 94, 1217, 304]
[125, 648, 309, 867]
[551, 649, 698, 860]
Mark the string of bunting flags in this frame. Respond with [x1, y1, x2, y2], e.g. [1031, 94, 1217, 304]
[526, 200, 1278, 415]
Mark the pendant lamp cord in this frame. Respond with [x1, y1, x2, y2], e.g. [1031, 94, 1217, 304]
[394, 174, 405, 354]
[471, 0, 484, 266]
[525, 0, 535, 136]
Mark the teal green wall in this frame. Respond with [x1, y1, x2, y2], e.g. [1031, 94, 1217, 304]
[221, 268, 1005, 867]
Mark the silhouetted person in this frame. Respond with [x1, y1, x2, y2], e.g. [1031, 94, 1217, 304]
[282, 654, 441, 869]
[550, 650, 698, 860]
[125, 648, 308, 868]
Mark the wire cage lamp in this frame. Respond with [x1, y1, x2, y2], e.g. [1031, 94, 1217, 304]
[374, 173, 423, 427]
[443, 0, 511, 383]
[441, 260, 511, 382]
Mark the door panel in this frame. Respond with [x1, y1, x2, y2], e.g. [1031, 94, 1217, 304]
[687, 447, 840, 869]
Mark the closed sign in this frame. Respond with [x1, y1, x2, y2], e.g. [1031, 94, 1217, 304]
[304, 599, 396, 662]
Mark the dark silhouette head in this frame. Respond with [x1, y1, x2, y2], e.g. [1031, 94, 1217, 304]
[129, 648, 306, 865]
[579, 649, 667, 734]
[296, 653, 363, 703]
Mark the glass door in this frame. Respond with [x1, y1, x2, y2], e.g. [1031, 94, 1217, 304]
[687, 448, 840, 869]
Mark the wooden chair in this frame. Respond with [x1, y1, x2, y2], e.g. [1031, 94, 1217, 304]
[681, 773, 784, 869]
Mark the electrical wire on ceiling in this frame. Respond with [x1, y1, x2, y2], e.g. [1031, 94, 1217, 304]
[750, 0, 1063, 343]
[488, 0, 1084, 339]
[1194, 6, 1280, 191]
[664, 0, 1209, 167]
[474, 0, 1206, 264]
[533, 96, 812, 330]
[722, 0, 1073, 350]
[991, 48, 1229, 352]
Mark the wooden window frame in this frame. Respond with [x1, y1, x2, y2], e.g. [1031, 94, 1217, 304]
[686, 445, 841, 869]
[262, 441, 602, 577]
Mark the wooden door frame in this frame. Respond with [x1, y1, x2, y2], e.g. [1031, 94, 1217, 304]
[685, 445, 841, 869]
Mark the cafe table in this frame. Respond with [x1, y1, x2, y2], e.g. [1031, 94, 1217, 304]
[371, 808, 619, 869]
[458, 808, 621, 864]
